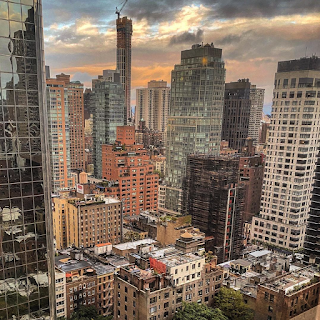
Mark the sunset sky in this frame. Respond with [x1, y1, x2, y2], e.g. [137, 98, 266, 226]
[43, 0, 320, 113]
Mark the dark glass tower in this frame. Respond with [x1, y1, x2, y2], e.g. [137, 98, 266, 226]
[0, 0, 55, 318]
[304, 154, 320, 264]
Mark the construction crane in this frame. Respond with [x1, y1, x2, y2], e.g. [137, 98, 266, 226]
[115, 0, 128, 19]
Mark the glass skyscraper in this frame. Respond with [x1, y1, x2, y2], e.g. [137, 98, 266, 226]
[0, 0, 55, 318]
[164, 44, 225, 213]
[93, 73, 125, 178]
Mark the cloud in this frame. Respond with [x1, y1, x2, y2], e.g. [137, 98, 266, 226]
[42, 0, 320, 111]
[169, 29, 204, 45]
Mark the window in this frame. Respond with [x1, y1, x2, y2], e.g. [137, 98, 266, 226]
[164, 292, 170, 299]
[164, 302, 169, 308]
[268, 306, 273, 312]
[150, 297, 157, 304]
[150, 306, 157, 313]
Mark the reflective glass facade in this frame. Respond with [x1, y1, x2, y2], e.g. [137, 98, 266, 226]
[0, 0, 55, 319]
[165, 44, 225, 212]
[93, 80, 125, 178]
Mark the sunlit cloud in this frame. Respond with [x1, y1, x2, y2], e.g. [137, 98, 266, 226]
[43, 0, 320, 112]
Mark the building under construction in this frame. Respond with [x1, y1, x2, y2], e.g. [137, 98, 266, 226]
[183, 155, 245, 263]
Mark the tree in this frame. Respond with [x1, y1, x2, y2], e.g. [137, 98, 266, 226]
[69, 306, 112, 320]
[214, 287, 254, 320]
[173, 302, 227, 320]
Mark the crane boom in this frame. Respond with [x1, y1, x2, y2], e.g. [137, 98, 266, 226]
[115, 0, 128, 19]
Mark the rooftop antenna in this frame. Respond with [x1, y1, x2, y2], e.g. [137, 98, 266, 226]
[305, 46, 308, 58]
[115, 0, 129, 19]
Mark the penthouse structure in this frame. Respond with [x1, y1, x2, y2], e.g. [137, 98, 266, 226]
[101, 126, 159, 215]
[252, 56, 320, 250]
[165, 43, 225, 213]
[52, 196, 122, 249]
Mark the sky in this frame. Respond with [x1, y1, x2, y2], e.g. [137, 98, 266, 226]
[43, 0, 320, 114]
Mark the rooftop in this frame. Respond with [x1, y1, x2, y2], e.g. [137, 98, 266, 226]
[122, 265, 155, 280]
[113, 238, 156, 251]
[249, 250, 272, 258]
[277, 56, 320, 73]
[261, 267, 319, 295]
[158, 252, 204, 268]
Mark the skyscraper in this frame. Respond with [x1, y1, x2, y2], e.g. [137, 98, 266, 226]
[46, 77, 74, 193]
[92, 71, 125, 178]
[116, 16, 132, 123]
[0, 0, 55, 318]
[222, 79, 264, 151]
[165, 43, 225, 213]
[55, 74, 85, 171]
[183, 155, 244, 262]
[135, 80, 170, 139]
[252, 57, 320, 250]
[304, 155, 320, 264]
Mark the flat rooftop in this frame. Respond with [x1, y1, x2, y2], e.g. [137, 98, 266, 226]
[261, 267, 318, 294]
[122, 265, 154, 280]
[158, 252, 203, 268]
[249, 250, 272, 258]
[113, 238, 156, 251]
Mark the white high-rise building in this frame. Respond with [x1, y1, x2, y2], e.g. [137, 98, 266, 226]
[252, 56, 320, 250]
[136, 80, 170, 134]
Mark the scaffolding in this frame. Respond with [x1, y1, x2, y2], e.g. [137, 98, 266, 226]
[183, 155, 245, 263]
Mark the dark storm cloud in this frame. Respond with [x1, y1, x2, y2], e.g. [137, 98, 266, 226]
[125, 0, 320, 23]
[169, 29, 204, 45]
[43, 0, 320, 27]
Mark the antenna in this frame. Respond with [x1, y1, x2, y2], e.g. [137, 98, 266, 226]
[305, 46, 308, 58]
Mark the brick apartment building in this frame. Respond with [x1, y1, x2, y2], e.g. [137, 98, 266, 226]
[101, 126, 159, 215]
[239, 153, 265, 222]
[114, 254, 223, 320]
[53, 196, 122, 249]
[253, 266, 320, 320]
[55, 254, 115, 318]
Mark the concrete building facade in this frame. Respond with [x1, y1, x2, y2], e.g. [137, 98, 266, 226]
[252, 57, 320, 250]
[135, 80, 170, 138]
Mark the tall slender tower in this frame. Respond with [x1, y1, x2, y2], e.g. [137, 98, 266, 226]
[55, 74, 85, 171]
[46, 78, 74, 193]
[252, 57, 320, 251]
[116, 16, 132, 123]
[164, 43, 225, 213]
[0, 0, 55, 318]
[136, 80, 170, 143]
